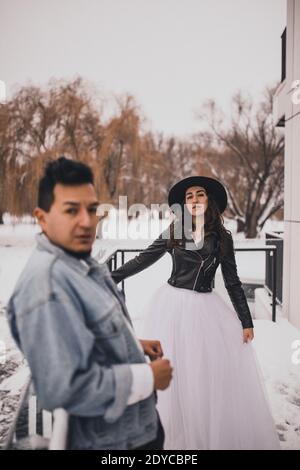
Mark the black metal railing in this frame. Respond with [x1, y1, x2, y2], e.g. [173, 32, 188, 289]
[107, 243, 279, 322]
[265, 232, 283, 305]
[281, 27, 286, 82]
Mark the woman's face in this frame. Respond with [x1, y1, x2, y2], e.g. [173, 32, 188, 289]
[185, 186, 208, 217]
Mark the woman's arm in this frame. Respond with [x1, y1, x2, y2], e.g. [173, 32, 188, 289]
[220, 234, 254, 330]
[110, 232, 169, 284]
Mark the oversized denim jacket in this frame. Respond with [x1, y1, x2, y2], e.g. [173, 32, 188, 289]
[7, 234, 158, 449]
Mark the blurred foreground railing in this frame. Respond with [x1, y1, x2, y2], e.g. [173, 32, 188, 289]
[3, 376, 69, 450]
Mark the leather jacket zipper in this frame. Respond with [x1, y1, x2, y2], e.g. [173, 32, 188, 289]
[172, 248, 176, 272]
[172, 248, 176, 274]
[203, 257, 216, 275]
[192, 254, 210, 290]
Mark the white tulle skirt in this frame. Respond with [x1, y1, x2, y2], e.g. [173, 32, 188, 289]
[142, 284, 280, 450]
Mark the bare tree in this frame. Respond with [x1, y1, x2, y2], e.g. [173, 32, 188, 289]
[3, 78, 282, 235]
[0, 81, 156, 216]
[0, 102, 10, 223]
[195, 86, 284, 237]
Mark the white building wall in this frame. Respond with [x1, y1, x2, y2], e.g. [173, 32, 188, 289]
[274, 0, 300, 329]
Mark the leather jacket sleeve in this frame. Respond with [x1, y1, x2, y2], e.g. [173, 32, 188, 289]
[220, 235, 254, 329]
[111, 233, 168, 284]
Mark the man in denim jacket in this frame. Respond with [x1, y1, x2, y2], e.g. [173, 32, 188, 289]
[7, 157, 173, 450]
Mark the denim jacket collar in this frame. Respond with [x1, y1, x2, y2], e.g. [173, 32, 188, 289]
[36, 233, 101, 277]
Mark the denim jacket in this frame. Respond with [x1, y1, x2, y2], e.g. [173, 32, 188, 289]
[7, 234, 158, 450]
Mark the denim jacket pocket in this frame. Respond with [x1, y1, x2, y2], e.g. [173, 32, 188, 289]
[93, 311, 125, 338]
[93, 312, 129, 364]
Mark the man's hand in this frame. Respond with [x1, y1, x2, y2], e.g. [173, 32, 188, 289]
[243, 328, 254, 343]
[139, 339, 163, 361]
[149, 358, 173, 391]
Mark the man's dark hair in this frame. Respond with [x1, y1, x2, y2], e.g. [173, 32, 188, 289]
[38, 157, 94, 211]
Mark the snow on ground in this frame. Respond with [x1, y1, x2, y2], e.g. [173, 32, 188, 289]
[0, 217, 299, 450]
[0, 220, 37, 447]
[0, 221, 40, 304]
[253, 319, 300, 449]
[0, 304, 29, 448]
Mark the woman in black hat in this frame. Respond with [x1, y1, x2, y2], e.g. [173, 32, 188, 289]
[111, 176, 280, 450]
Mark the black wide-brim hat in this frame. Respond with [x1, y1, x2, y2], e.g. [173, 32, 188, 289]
[168, 176, 228, 214]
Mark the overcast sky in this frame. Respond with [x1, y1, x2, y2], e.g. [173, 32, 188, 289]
[0, 0, 286, 136]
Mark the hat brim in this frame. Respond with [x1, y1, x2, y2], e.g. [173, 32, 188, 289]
[168, 176, 228, 214]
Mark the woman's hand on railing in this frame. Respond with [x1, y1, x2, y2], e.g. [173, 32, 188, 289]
[243, 328, 254, 343]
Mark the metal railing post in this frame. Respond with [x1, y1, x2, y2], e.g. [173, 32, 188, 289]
[121, 251, 125, 295]
[272, 247, 277, 322]
[48, 409, 69, 450]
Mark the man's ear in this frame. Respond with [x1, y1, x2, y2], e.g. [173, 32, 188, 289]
[34, 207, 47, 231]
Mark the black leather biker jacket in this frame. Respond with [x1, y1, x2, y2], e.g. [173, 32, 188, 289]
[111, 230, 253, 329]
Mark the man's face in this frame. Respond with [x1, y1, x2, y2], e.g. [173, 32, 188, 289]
[35, 183, 99, 253]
